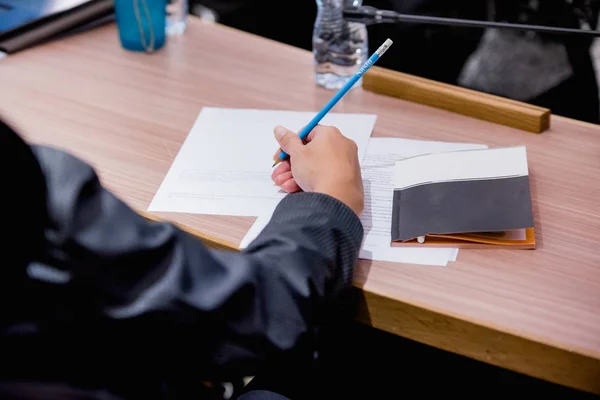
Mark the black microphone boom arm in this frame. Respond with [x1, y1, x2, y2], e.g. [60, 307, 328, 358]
[343, 5, 600, 37]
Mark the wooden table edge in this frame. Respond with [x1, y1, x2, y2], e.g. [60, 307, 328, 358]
[357, 290, 600, 394]
[140, 210, 600, 394]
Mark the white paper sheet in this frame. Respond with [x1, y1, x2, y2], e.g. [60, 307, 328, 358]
[450, 249, 459, 262]
[393, 146, 528, 189]
[241, 138, 488, 267]
[148, 107, 377, 216]
[239, 214, 273, 249]
[359, 165, 455, 265]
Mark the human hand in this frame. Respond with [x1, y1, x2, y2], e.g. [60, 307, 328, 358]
[271, 125, 364, 216]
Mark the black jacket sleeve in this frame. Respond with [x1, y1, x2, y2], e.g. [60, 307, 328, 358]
[28, 145, 363, 381]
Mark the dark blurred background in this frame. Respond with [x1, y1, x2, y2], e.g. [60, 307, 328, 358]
[190, 0, 600, 124]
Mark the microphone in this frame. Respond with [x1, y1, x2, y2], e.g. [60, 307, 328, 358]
[343, 5, 600, 37]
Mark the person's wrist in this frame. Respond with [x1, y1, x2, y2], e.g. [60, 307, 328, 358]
[313, 184, 363, 216]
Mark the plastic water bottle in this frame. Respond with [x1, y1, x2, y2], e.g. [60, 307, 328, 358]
[313, 0, 368, 89]
[166, 0, 188, 35]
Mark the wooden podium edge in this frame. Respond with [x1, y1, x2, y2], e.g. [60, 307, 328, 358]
[363, 66, 551, 133]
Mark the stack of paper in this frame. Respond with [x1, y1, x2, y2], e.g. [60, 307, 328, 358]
[149, 107, 487, 267]
[240, 138, 488, 267]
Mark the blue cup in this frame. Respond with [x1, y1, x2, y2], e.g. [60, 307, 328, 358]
[115, 0, 166, 52]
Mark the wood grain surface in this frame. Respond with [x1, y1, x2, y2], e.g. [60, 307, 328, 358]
[1, 18, 599, 393]
[364, 66, 551, 133]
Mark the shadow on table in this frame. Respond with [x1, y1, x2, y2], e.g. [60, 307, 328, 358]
[529, 170, 544, 250]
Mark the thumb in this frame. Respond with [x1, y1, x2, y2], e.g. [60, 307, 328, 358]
[274, 126, 303, 156]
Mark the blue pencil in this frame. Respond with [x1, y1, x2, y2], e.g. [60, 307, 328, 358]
[273, 38, 393, 166]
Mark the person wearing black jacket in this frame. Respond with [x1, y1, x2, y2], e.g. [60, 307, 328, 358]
[0, 119, 364, 400]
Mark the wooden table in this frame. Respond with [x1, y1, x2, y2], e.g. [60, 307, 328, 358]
[1, 17, 599, 394]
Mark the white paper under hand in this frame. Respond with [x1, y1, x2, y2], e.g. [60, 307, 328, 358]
[148, 107, 377, 217]
[240, 215, 272, 249]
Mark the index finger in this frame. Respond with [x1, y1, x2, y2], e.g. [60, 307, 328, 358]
[273, 124, 310, 160]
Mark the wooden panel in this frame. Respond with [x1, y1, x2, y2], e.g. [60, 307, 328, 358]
[1, 18, 599, 393]
[363, 66, 551, 133]
[356, 290, 600, 394]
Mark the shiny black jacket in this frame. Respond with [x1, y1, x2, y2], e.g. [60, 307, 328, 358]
[0, 119, 363, 399]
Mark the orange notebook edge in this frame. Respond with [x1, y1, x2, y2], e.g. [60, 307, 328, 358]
[391, 228, 536, 249]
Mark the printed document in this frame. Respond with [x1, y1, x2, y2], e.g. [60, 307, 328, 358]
[148, 107, 377, 216]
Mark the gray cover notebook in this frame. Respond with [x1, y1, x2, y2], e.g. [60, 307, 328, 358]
[390, 146, 535, 249]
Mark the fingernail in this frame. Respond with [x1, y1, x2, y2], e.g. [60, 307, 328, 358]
[274, 126, 287, 139]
